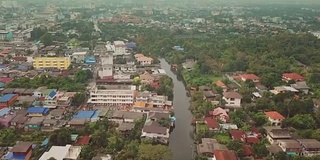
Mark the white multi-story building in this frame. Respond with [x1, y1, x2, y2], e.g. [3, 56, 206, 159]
[87, 85, 136, 106]
[97, 47, 113, 78]
[113, 64, 136, 73]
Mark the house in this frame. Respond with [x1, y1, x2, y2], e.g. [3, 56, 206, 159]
[5, 141, 33, 160]
[43, 90, 58, 108]
[255, 84, 268, 92]
[149, 112, 170, 122]
[204, 117, 220, 131]
[140, 72, 155, 84]
[264, 126, 291, 144]
[72, 51, 87, 63]
[109, 111, 145, 123]
[135, 55, 153, 65]
[235, 74, 260, 83]
[229, 130, 246, 142]
[209, 107, 229, 123]
[33, 87, 47, 97]
[22, 89, 35, 96]
[215, 80, 228, 92]
[39, 145, 81, 160]
[73, 110, 100, 122]
[213, 150, 238, 160]
[242, 145, 255, 158]
[278, 139, 302, 155]
[141, 121, 170, 144]
[282, 73, 305, 82]
[9, 111, 28, 129]
[203, 91, 220, 105]
[272, 86, 299, 95]
[0, 107, 14, 128]
[68, 119, 87, 128]
[1, 88, 16, 94]
[297, 139, 320, 156]
[74, 136, 91, 146]
[26, 107, 49, 117]
[0, 94, 18, 109]
[13, 89, 27, 95]
[16, 96, 36, 107]
[182, 59, 196, 71]
[46, 109, 65, 120]
[264, 111, 285, 126]
[197, 138, 228, 157]
[24, 117, 44, 131]
[41, 119, 59, 132]
[118, 122, 135, 135]
[222, 91, 242, 108]
[291, 81, 310, 94]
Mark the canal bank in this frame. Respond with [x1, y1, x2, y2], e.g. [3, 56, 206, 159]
[159, 58, 195, 160]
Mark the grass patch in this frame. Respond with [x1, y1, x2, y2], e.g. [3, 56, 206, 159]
[213, 133, 231, 145]
[196, 123, 208, 134]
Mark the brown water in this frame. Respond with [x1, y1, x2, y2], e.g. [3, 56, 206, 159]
[160, 58, 195, 160]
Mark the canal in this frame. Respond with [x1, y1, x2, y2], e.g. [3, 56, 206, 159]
[159, 58, 195, 160]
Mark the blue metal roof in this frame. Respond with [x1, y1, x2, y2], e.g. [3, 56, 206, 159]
[0, 107, 11, 116]
[73, 110, 96, 119]
[41, 138, 49, 147]
[0, 65, 6, 69]
[48, 90, 57, 99]
[91, 111, 100, 119]
[4, 152, 26, 160]
[27, 107, 49, 114]
[17, 65, 28, 70]
[0, 94, 17, 102]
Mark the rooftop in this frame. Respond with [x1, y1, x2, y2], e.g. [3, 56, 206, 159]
[223, 91, 242, 99]
[27, 107, 49, 114]
[264, 111, 285, 120]
[0, 107, 11, 116]
[118, 122, 135, 132]
[0, 94, 17, 102]
[11, 141, 33, 153]
[73, 110, 97, 119]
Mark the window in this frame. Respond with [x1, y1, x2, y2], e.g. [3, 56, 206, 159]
[230, 98, 235, 101]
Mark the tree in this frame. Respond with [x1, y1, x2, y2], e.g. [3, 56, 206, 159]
[226, 141, 244, 158]
[40, 33, 53, 46]
[71, 92, 86, 106]
[253, 141, 269, 158]
[288, 114, 316, 130]
[49, 128, 72, 146]
[80, 145, 95, 160]
[250, 112, 268, 126]
[137, 144, 172, 160]
[31, 27, 47, 40]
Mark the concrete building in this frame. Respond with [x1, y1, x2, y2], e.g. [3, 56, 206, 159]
[39, 145, 81, 160]
[87, 85, 136, 106]
[71, 52, 87, 63]
[33, 57, 71, 70]
[97, 45, 113, 79]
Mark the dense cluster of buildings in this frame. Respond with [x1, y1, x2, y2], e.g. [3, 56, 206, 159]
[0, 38, 175, 159]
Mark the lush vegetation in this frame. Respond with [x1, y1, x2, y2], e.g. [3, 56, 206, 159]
[6, 70, 92, 92]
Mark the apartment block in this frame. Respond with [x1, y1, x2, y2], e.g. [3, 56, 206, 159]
[33, 57, 71, 70]
[87, 85, 136, 106]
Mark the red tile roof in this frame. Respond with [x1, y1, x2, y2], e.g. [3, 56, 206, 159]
[246, 137, 260, 144]
[229, 130, 246, 142]
[204, 117, 220, 129]
[282, 73, 304, 80]
[264, 111, 285, 120]
[74, 136, 90, 146]
[215, 80, 228, 88]
[0, 50, 11, 54]
[240, 74, 260, 80]
[0, 78, 12, 83]
[242, 145, 255, 157]
[12, 56, 27, 62]
[223, 91, 242, 99]
[213, 150, 238, 160]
